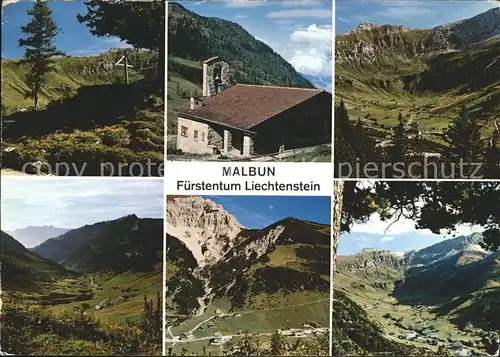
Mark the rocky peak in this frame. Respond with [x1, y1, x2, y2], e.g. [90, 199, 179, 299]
[345, 23, 409, 35]
[404, 233, 486, 267]
[166, 196, 244, 268]
[426, 7, 500, 51]
[340, 247, 405, 274]
[336, 8, 499, 65]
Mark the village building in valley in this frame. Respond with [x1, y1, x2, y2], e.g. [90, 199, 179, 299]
[174, 57, 332, 159]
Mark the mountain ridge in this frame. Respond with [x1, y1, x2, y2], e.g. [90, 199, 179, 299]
[32, 214, 162, 273]
[168, 2, 312, 87]
[166, 196, 330, 319]
[0, 230, 73, 291]
[337, 232, 500, 332]
[335, 7, 500, 155]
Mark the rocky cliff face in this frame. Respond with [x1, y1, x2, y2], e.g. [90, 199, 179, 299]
[166, 196, 244, 268]
[425, 7, 500, 52]
[404, 233, 487, 267]
[336, 7, 500, 65]
[337, 248, 405, 278]
[166, 196, 293, 315]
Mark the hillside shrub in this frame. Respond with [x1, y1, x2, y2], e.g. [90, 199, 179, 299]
[100, 126, 131, 147]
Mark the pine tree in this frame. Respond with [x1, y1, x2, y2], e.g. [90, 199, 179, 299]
[19, 0, 63, 109]
[483, 135, 500, 178]
[444, 105, 483, 169]
[270, 330, 286, 355]
[387, 113, 408, 170]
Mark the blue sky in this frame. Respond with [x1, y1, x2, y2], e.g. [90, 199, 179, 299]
[338, 212, 483, 255]
[180, 0, 333, 78]
[2, 1, 132, 59]
[204, 195, 331, 228]
[0, 178, 163, 231]
[336, 0, 499, 34]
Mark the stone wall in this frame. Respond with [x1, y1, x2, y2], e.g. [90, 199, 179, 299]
[176, 117, 212, 154]
[202, 57, 234, 97]
[208, 126, 223, 151]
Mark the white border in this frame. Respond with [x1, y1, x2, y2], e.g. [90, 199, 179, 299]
[329, 0, 335, 353]
[163, 2, 169, 355]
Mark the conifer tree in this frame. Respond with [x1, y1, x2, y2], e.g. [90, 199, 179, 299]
[483, 135, 500, 179]
[387, 112, 408, 164]
[19, 0, 62, 110]
[270, 330, 286, 355]
[444, 105, 483, 170]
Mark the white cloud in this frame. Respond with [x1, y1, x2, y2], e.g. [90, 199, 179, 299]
[267, 9, 332, 19]
[70, 37, 133, 56]
[337, 16, 350, 24]
[380, 236, 395, 243]
[0, 178, 163, 231]
[350, 212, 483, 238]
[291, 24, 332, 44]
[487, 0, 500, 8]
[224, 0, 270, 8]
[354, 235, 372, 242]
[224, 0, 324, 8]
[2, 0, 23, 7]
[376, 3, 434, 20]
[288, 24, 332, 76]
[274, 19, 294, 25]
[235, 14, 248, 19]
[280, 0, 322, 7]
[351, 213, 419, 235]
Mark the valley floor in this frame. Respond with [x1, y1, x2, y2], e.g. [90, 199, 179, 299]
[335, 273, 494, 356]
[166, 294, 330, 355]
[336, 80, 500, 155]
[2, 270, 162, 355]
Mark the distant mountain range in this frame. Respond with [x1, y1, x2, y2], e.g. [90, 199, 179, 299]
[6, 226, 71, 248]
[301, 73, 332, 92]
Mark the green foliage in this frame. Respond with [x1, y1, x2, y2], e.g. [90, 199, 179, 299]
[167, 2, 311, 88]
[77, 1, 165, 84]
[483, 135, 500, 179]
[444, 105, 483, 168]
[19, 0, 63, 109]
[100, 126, 131, 147]
[340, 181, 500, 251]
[335, 22, 500, 161]
[220, 332, 328, 356]
[332, 290, 433, 356]
[0, 231, 73, 291]
[334, 100, 380, 177]
[2, 80, 164, 176]
[387, 112, 408, 164]
[33, 216, 163, 273]
[140, 293, 162, 350]
[0, 298, 160, 355]
[270, 330, 286, 355]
